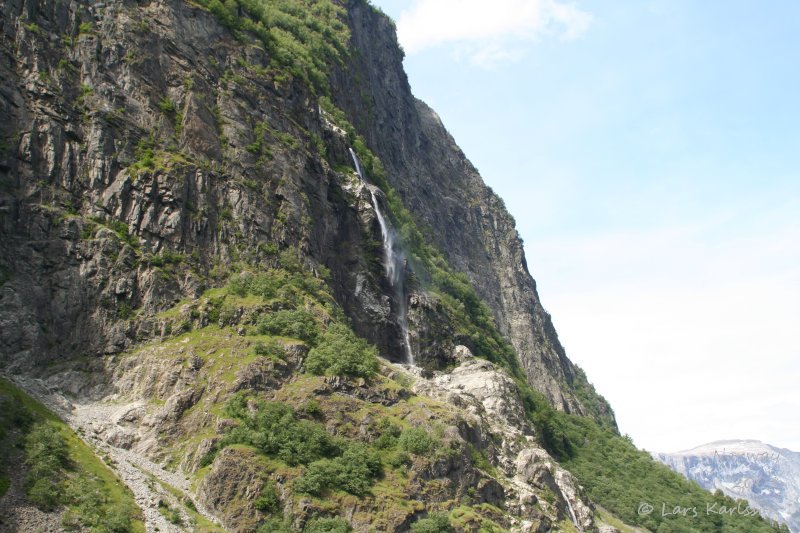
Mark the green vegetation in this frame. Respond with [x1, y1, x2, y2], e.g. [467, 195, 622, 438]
[87, 215, 138, 247]
[218, 395, 381, 497]
[257, 517, 294, 533]
[23, 22, 42, 35]
[410, 512, 453, 533]
[196, 0, 350, 93]
[158, 97, 177, 114]
[254, 481, 280, 513]
[225, 255, 380, 379]
[293, 443, 381, 496]
[78, 21, 94, 35]
[253, 338, 286, 359]
[545, 409, 787, 532]
[147, 249, 185, 268]
[304, 516, 352, 532]
[222, 396, 339, 465]
[24, 421, 69, 509]
[397, 427, 436, 455]
[448, 505, 505, 532]
[257, 308, 320, 344]
[246, 121, 299, 158]
[158, 499, 183, 525]
[305, 323, 379, 378]
[0, 378, 144, 532]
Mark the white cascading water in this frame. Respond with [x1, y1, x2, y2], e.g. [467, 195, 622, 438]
[564, 493, 581, 531]
[349, 148, 414, 365]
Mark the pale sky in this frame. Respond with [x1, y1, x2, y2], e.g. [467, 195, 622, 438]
[371, 0, 800, 453]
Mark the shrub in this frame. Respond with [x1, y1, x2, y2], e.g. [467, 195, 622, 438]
[158, 97, 177, 114]
[398, 427, 436, 455]
[253, 339, 286, 359]
[411, 512, 453, 533]
[222, 396, 339, 466]
[294, 444, 380, 497]
[388, 451, 412, 469]
[305, 516, 352, 533]
[254, 482, 280, 514]
[27, 477, 62, 510]
[301, 399, 322, 418]
[24, 422, 69, 510]
[257, 309, 320, 344]
[305, 323, 378, 378]
[373, 418, 401, 449]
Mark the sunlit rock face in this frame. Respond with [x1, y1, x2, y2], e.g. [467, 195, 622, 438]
[655, 440, 800, 532]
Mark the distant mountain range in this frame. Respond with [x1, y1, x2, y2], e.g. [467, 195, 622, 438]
[655, 440, 800, 532]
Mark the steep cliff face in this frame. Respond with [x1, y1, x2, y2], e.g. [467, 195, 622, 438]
[330, 2, 614, 423]
[0, 0, 613, 426]
[0, 0, 400, 368]
[0, 0, 621, 530]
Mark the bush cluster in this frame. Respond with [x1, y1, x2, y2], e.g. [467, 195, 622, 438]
[305, 323, 379, 378]
[293, 444, 380, 497]
[220, 396, 382, 497]
[226, 261, 379, 378]
[24, 422, 69, 510]
[410, 512, 453, 533]
[397, 427, 436, 456]
[223, 397, 338, 466]
[227, 267, 329, 307]
[197, 0, 349, 93]
[304, 517, 352, 533]
[253, 338, 286, 359]
[257, 309, 320, 344]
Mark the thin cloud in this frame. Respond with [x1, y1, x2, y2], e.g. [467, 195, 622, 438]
[396, 0, 592, 66]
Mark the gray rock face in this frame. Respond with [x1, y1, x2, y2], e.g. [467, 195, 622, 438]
[0, 0, 401, 369]
[331, 1, 615, 425]
[415, 358, 594, 531]
[0, 0, 612, 426]
[655, 440, 800, 532]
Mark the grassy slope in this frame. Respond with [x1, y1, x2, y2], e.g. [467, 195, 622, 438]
[0, 377, 145, 532]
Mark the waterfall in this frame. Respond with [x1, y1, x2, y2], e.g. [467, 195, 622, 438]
[349, 148, 414, 365]
[565, 497, 580, 530]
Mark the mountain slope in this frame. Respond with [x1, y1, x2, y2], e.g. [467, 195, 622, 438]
[0, 0, 788, 531]
[655, 440, 800, 532]
[329, 2, 613, 424]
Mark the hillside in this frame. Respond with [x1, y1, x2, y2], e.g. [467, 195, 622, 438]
[0, 0, 787, 531]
